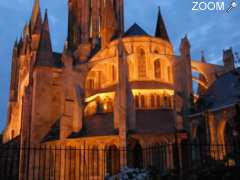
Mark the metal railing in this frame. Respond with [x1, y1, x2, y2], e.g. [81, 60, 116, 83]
[0, 143, 238, 180]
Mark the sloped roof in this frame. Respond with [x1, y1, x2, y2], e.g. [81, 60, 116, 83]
[124, 23, 149, 37]
[155, 7, 170, 42]
[197, 68, 240, 111]
[42, 119, 60, 142]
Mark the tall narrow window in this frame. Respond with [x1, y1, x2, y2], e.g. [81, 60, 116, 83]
[140, 95, 145, 108]
[154, 59, 161, 79]
[168, 96, 172, 108]
[150, 94, 155, 108]
[164, 96, 168, 108]
[138, 49, 147, 78]
[87, 79, 95, 89]
[135, 95, 139, 109]
[156, 95, 161, 108]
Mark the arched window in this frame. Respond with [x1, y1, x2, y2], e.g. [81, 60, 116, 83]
[150, 94, 155, 108]
[156, 95, 161, 108]
[135, 95, 139, 109]
[140, 95, 145, 108]
[107, 100, 113, 112]
[138, 49, 147, 78]
[154, 59, 161, 79]
[168, 96, 172, 108]
[163, 96, 168, 108]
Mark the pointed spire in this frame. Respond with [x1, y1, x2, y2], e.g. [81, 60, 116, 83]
[35, 9, 54, 67]
[23, 23, 30, 39]
[30, 0, 42, 34]
[180, 34, 191, 56]
[155, 7, 170, 42]
[14, 38, 18, 48]
[18, 37, 23, 50]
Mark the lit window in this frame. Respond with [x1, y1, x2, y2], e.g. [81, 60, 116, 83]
[156, 95, 161, 108]
[138, 49, 147, 78]
[154, 60, 161, 79]
[140, 95, 145, 108]
[150, 94, 155, 108]
[135, 95, 139, 108]
[87, 79, 95, 89]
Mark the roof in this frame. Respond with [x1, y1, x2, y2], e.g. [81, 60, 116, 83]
[155, 7, 170, 42]
[42, 119, 60, 142]
[124, 23, 149, 37]
[197, 68, 240, 111]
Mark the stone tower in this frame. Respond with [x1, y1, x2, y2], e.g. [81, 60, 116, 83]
[67, 0, 124, 61]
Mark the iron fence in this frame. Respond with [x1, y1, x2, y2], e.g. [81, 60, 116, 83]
[0, 143, 238, 180]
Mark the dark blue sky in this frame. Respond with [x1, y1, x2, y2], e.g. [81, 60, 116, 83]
[0, 0, 239, 132]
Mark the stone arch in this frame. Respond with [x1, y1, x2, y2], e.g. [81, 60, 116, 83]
[192, 66, 209, 84]
[217, 116, 233, 159]
[191, 60, 223, 87]
[192, 66, 209, 96]
[192, 77, 208, 90]
[218, 119, 228, 146]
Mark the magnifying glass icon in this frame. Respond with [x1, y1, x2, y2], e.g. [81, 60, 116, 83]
[226, 0, 238, 13]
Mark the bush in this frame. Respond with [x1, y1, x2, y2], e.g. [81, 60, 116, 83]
[105, 167, 153, 180]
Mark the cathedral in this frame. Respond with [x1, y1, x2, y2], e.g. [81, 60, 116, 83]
[2, 0, 240, 179]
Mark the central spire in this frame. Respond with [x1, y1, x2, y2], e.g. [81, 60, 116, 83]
[30, 0, 42, 34]
[67, 0, 124, 53]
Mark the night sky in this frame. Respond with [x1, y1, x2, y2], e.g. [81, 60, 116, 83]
[0, 0, 239, 131]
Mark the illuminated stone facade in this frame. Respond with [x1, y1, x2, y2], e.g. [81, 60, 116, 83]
[2, 0, 237, 178]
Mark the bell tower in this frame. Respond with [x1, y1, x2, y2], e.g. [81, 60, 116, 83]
[67, 0, 124, 61]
